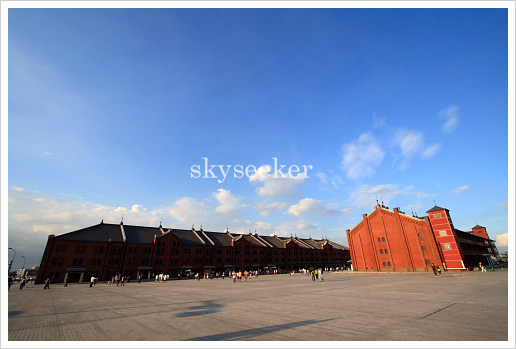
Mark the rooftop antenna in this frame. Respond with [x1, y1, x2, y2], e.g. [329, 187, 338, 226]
[192, 221, 195, 230]
[376, 195, 379, 206]
[120, 214, 124, 224]
[101, 218, 104, 224]
[433, 199, 437, 206]
[200, 221, 203, 230]
[381, 198, 384, 206]
[159, 218, 162, 226]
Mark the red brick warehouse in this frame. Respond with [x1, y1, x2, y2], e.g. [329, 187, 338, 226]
[347, 203, 498, 272]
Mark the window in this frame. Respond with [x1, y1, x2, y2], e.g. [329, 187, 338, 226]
[78, 258, 83, 265]
[99, 246, 103, 253]
[72, 258, 77, 265]
[383, 261, 386, 266]
[439, 230, 448, 237]
[426, 259, 431, 265]
[421, 246, 427, 252]
[380, 249, 384, 254]
[52, 258, 57, 265]
[56, 245, 61, 252]
[382, 237, 386, 242]
[76, 246, 81, 253]
[81, 246, 86, 253]
[442, 243, 453, 250]
[387, 261, 391, 266]
[418, 232, 423, 239]
[434, 213, 442, 218]
[58, 258, 63, 265]
[378, 237, 381, 242]
[384, 249, 389, 254]
[62, 245, 67, 252]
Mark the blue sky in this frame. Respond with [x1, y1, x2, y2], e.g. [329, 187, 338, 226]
[7, 8, 509, 269]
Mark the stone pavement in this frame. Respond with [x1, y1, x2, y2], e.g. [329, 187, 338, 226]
[7, 271, 508, 341]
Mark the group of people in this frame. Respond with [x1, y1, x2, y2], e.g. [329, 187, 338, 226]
[431, 264, 443, 277]
[155, 274, 170, 283]
[8, 277, 35, 290]
[108, 274, 129, 286]
[310, 268, 325, 282]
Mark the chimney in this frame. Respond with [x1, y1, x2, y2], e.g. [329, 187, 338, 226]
[394, 208, 399, 213]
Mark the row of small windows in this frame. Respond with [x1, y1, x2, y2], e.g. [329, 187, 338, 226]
[380, 249, 389, 254]
[442, 243, 453, 250]
[377, 237, 386, 242]
[382, 261, 392, 266]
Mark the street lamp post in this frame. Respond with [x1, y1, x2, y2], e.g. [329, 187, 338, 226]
[8, 248, 16, 275]
[21, 256, 26, 270]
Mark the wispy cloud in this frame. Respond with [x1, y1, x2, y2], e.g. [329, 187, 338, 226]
[11, 186, 26, 192]
[254, 201, 288, 216]
[316, 172, 344, 189]
[287, 198, 347, 217]
[439, 105, 459, 133]
[372, 112, 386, 128]
[451, 184, 471, 195]
[341, 132, 384, 179]
[43, 152, 53, 156]
[213, 188, 240, 214]
[392, 129, 424, 170]
[349, 184, 433, 209]
[422, 144, 441, 159]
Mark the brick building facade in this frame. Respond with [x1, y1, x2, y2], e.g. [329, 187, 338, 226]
[347, 204, 498, 272]
[36, 222, 350, 283]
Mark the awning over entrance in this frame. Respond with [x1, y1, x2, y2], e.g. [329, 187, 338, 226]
[224, 265, 235, 268]
[65, 268, 86, 272]
[181, 266, 194, 269]
[137, 266, 152, 270]
[251, 264, 261, 267]
[204, 266, 216, 269]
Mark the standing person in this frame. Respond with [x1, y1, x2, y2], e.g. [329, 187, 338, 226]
[138, 274, 142, 284]
[93, 277, 97, 286]
[64, 276, 68, 287]
[19, 278, 26, 290]
[8, 276, 13, 290]
[90, 276, 94, 287]
[233, 272, 236, 283]
[43, 277, 50, 290]
[155, 274, 159, 283]
[319, 269, 324, 282]
[244, 271, 248, 282]
[431, 264, 438, 277]
[437, 266, 442, 277]
[116, 275, 120, 287]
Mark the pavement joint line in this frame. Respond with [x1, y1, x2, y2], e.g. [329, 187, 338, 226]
[420, 303, 456, 319]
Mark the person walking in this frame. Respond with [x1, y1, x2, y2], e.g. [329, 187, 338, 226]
[19, 278, 26, 290]
[233, 272, 237, 283]
[90, 276, 95, 287]
[138, 275, 142, 284]
[43, 277, 50, 290]
[437, 266, 442, 277]
[64, 276, 68, 287]
[319, 269, 324, 282]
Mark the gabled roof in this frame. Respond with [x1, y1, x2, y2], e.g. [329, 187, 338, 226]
[427, 205, 448, 213]
[260, 235, 287, 248]
[300, 238, 323, 250]
[123, 225, 161, 243]
[55, 223, 123, 242]
[203, 231, 234, 247]
[472, 225, 485, 229]
[243, 234, 266, 247]
[167, 229, 205, 246]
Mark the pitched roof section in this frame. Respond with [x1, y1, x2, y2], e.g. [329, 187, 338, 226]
[260, 235, 287, 248]
[55, 223, 123, 242]
[472, 225, 485, 229]
[427, 205, 448, 213]
[123, 225, 162, 243]
[203, 231, 234, 247]
[167, 229, 205, 246]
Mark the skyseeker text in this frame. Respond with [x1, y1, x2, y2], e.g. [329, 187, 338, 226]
[190, 157, 313, 183]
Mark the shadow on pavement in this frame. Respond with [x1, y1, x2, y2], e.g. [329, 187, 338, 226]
[176, 300, 223, 318]
[188, 317, 339, 340]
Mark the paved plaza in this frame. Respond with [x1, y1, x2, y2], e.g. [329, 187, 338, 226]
[8, 271, 508, 341]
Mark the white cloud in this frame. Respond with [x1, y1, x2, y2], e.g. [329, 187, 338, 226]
[341, 132, 384, 179]
[422, 144, 441, 159]
[395, 129, 424, 157]
[250, 165, 306, 197]
[350, 184, 403, 208]
[316, 172, 344, 189]
[255, 201, 288, 216]
[451, 185, 471, 195]
[439, 105, 459, 133]
[213, 188, 240, 214]
[166, 197, 207, 224]
[287, 198, 345, 217]
[497, 201, 508, 207]
[43, 152, 53, 156]
[12, 186, 26, 192]
[297, 220, 317, 230]
[496, 233, 508, 247]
